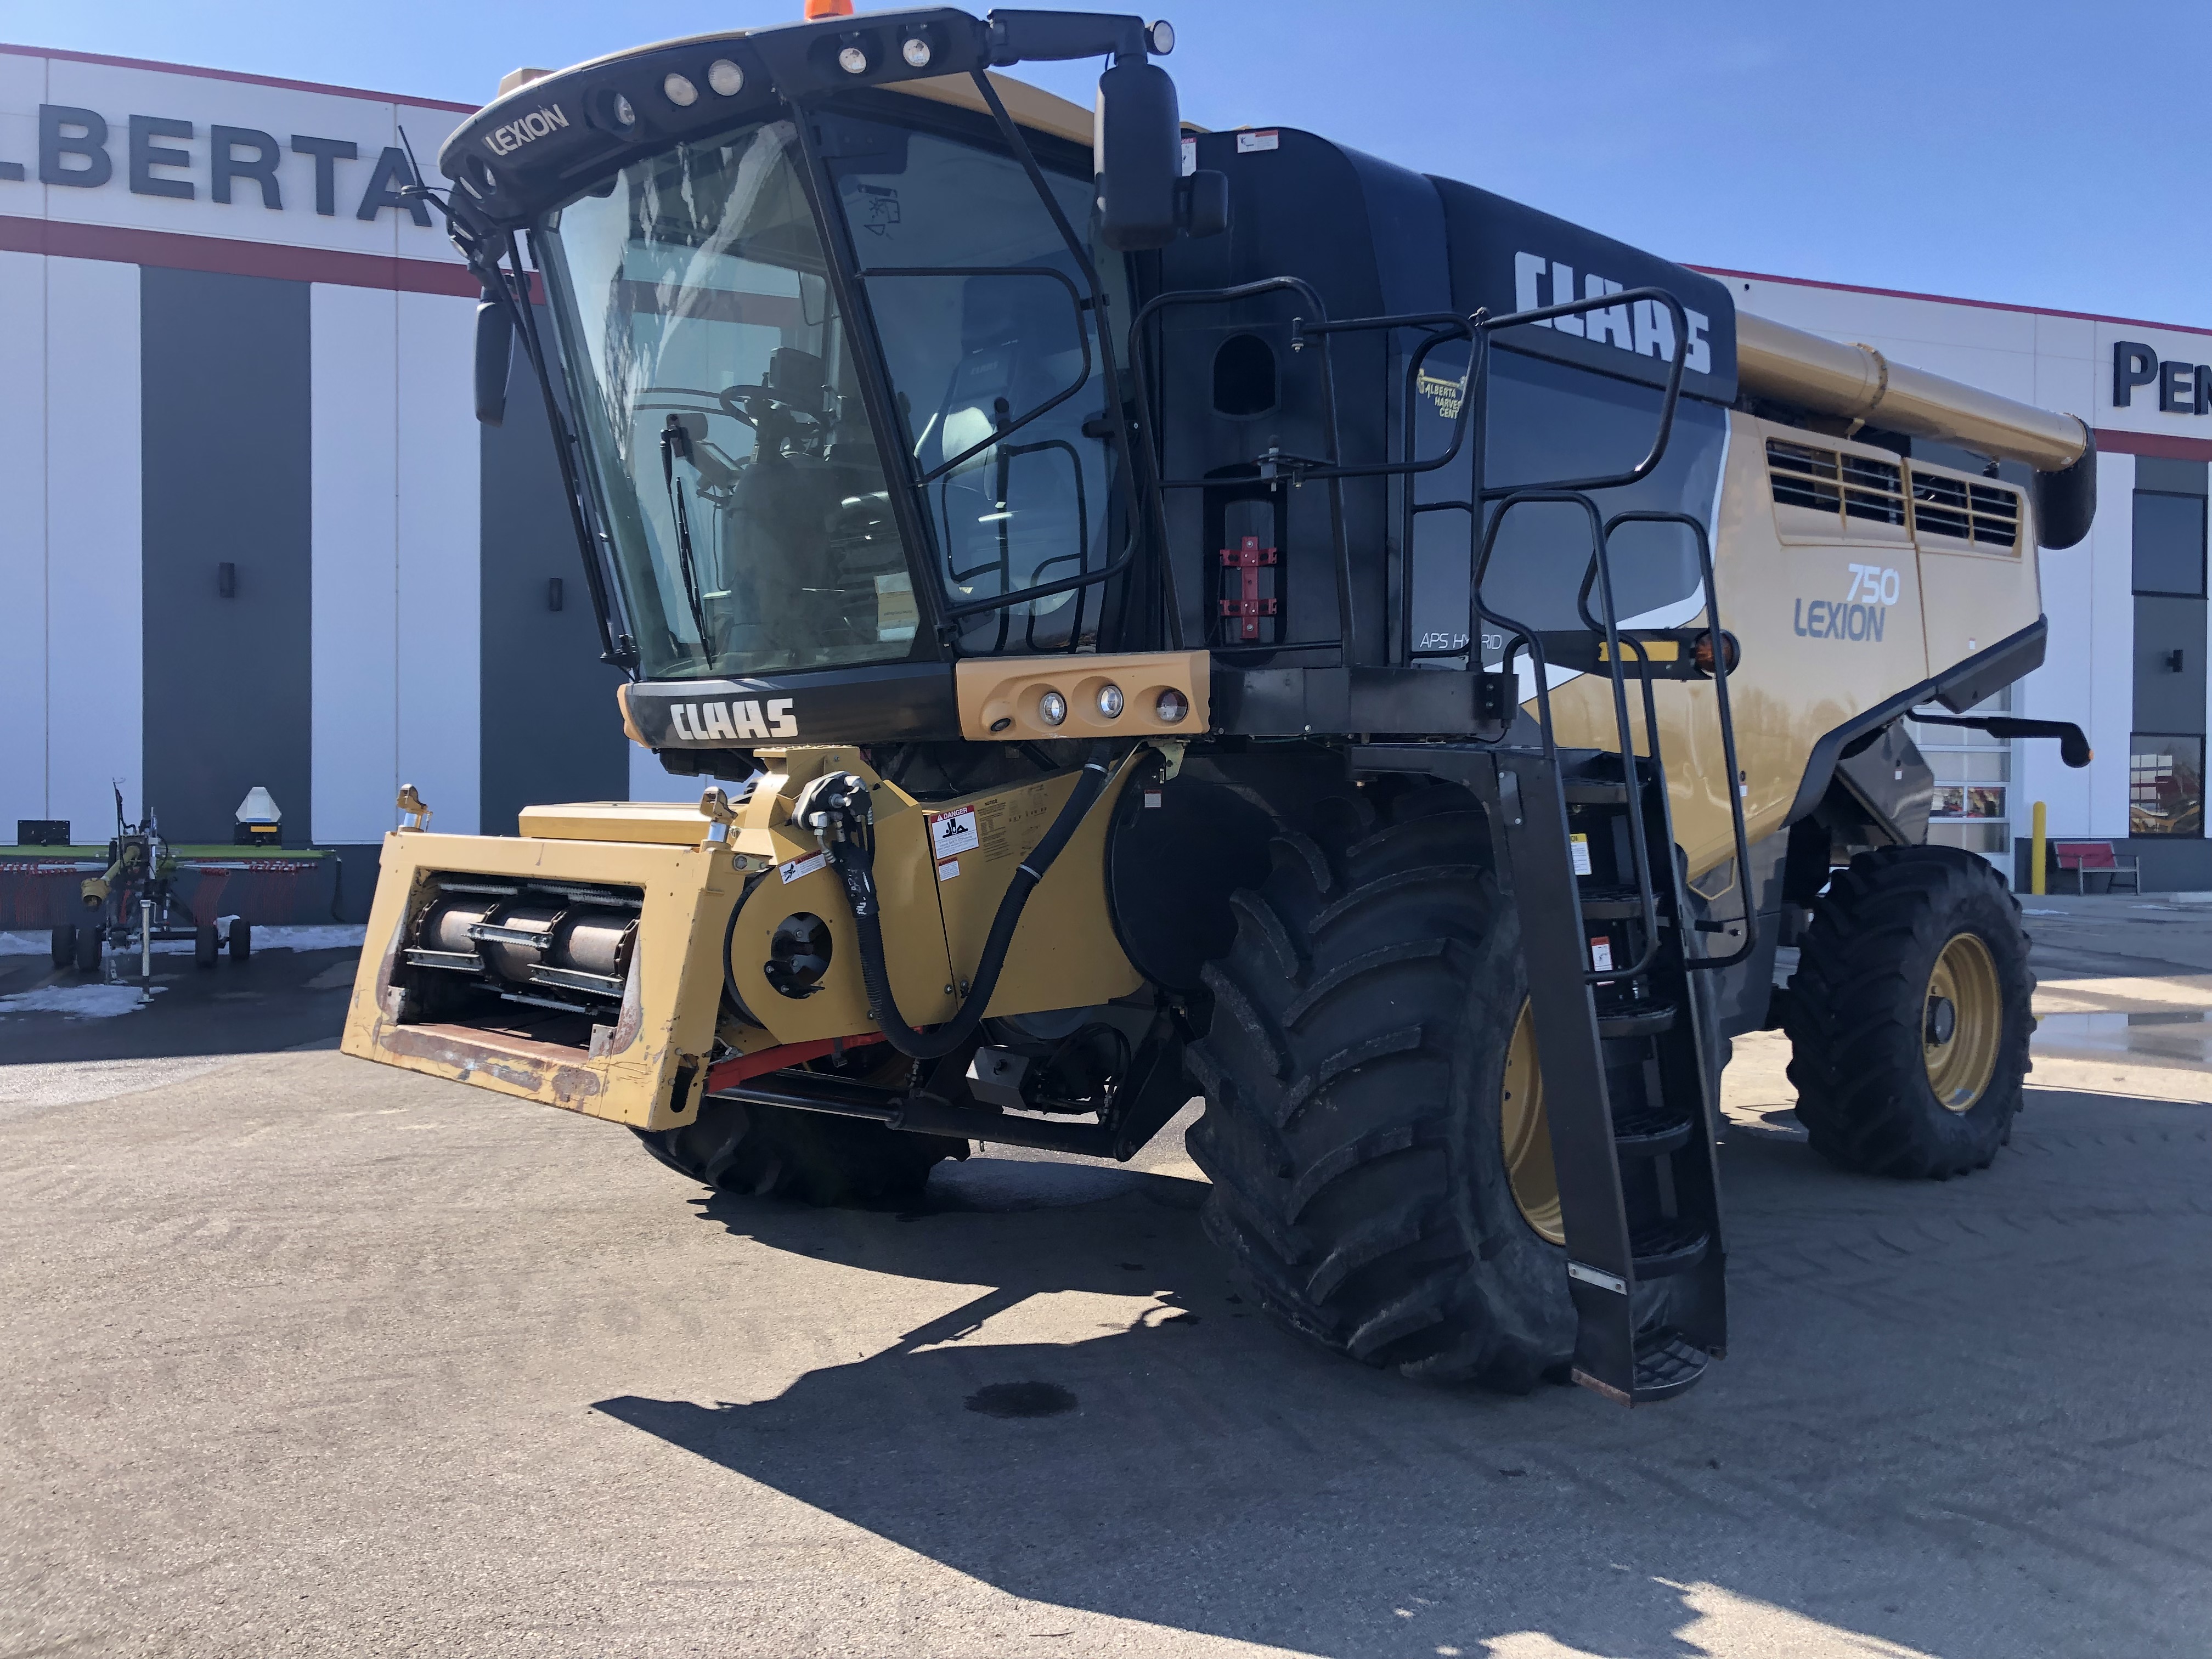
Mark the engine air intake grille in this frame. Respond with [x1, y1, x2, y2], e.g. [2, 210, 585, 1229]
[1767, 439, 1906, 528]
[1911, 469, 2021, 550]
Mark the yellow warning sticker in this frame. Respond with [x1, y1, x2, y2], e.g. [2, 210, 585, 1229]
[1570, 833, 1592, 876]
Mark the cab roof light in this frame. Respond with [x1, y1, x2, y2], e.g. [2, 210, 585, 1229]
[805, 0, 855, 16]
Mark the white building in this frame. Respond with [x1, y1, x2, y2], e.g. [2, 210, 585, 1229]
[2, 43, 2202, 903]
[0, 44, 691, 915]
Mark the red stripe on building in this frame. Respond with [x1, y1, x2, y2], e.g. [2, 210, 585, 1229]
[1692, 264, 2212, 341]
[0, 214, 482, 297]
[2091, 428, 2212, 462]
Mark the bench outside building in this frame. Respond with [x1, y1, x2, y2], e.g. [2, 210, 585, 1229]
[2048, 841, 2142, 894]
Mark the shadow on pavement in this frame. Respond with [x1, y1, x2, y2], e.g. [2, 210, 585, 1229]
[592, 1088, 2212, 1658]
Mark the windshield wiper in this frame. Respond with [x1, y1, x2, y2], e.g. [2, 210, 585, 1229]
[658, 414, 716, 661]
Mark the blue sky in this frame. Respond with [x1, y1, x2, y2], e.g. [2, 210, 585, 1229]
[9, 0, 2205, 324]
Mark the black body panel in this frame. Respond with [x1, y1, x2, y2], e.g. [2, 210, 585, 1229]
[438, 9, 1003, 229]
[1429, 179, 1737, 404]
[1102, 764, 1274, 991]
[626, 662, 959, 747]
[1835, 724, 1937, 847]
[1210, 664, 1488, 735]
[1148, 128, 1437, 669]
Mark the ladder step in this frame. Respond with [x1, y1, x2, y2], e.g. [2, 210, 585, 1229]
[1629, 1219, 1709, 1277]
[1579, 886, 1652, 920]
[1561, 780, 1630, 806]
[1631, 1330, 1711, 1401]
[1612, 1107, 1691, 1157]
[1596, 1001, 1676, 1039]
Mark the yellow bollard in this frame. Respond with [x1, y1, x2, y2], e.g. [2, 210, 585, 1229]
[2030, 799, 2047, 896]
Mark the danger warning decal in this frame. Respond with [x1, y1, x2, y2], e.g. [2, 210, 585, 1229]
[928, 808, 980, 859]
[928, 807, 978, 884]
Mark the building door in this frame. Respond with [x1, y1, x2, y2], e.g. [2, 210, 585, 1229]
[140, 268, 313, 846]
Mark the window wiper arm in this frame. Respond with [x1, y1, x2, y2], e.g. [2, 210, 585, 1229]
[659, 415, 715, 659]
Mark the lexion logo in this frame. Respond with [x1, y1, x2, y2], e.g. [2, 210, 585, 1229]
[482, 106, 570, 158]
[1794, 563, 1900, 642]
[667, 698, 799, 743]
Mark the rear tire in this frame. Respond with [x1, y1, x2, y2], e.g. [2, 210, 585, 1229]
[73, 924, 102, 974]
[49, 926, 76, 968]
[194, 924, 219, 968]
[227, 919, 251, 962]
[1785, 845, 2034, 1178]
[1183, 781, 1578, 1393]
[635, 1094, 966, 1207]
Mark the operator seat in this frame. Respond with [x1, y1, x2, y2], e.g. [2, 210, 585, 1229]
[917, 272, 1092, 615]
[711, 345, 843, 665]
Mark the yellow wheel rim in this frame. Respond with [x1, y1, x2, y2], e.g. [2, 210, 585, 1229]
[1500, 1000, 1564, 1245]
[1925, 930, 2002, 1112]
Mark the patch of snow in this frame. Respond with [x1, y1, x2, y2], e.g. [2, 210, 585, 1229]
[0, 924, 365, 957]
[257, 925, 368, 951]
[0, 983, 152, 1018]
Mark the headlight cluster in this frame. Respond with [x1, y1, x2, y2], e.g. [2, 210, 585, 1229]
[658, 58, 746, 111]
[1034, 684, 1188, 728]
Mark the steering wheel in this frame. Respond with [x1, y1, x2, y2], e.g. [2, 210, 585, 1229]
[717, 383, 828, 436]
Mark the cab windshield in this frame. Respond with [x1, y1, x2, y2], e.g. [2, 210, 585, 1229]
[539, 120, 911, 680]
[537, 104, 1127, 679]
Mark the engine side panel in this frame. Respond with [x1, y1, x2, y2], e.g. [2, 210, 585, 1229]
[1542, 411, 2041, 879]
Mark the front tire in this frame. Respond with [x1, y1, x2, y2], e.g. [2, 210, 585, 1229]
[635, 1094, 966, 1207]
[1183, 782, 1577, 1393]
[1785, 845, 2034, 1178]
[73, 924, 103, 974]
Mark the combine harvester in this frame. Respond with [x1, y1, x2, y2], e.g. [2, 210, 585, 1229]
[345, 5, 2094, 1402]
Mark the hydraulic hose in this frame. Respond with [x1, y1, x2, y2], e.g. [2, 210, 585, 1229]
[804, 744, 1118, 1061]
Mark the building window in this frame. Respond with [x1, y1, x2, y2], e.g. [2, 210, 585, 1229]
[1910, 690, 2013, 861]
[2130, 736, 2204, 837]
[2132, 491, 2208, 597]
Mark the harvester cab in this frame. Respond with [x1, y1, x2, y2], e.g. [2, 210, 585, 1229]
[346, 5, 2096, 1403]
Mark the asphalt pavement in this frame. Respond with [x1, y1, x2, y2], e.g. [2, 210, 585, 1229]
[2, 896, 2208, 1657]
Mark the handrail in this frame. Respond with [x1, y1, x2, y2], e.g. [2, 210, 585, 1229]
[855, 263, 1093, 485]
[1126, 276, 1359, 659]
[1467, 491, 1661, 983]
[1472, 286, 1691, 499]
[1602, 510, 1758, 973]
[910, 69, 1171, 645]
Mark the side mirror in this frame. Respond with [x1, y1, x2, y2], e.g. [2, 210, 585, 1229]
[1094, 59, 1180, 251]
[474, 294, 514, 426]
